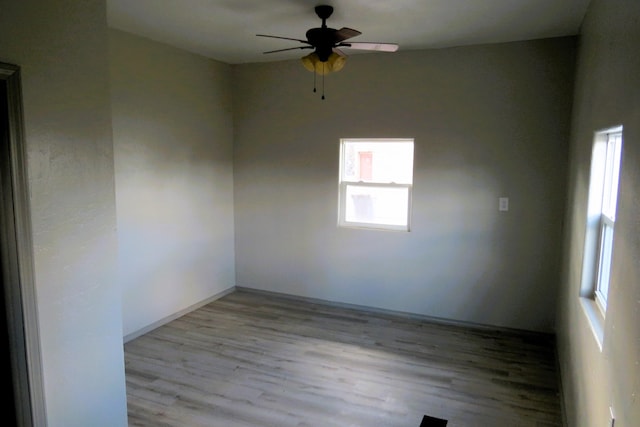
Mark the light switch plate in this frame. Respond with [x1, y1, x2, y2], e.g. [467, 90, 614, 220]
[499, 197, 509, 211]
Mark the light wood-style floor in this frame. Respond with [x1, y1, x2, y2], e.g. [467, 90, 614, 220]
[125, 290, 563, 427]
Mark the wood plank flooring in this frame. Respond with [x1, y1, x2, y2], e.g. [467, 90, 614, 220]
[124, 290, 563, 427]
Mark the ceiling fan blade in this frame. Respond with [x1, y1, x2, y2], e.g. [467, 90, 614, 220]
[332, 47, 347, 57]
[263, 46, 313, 54]
[333, 27, 362, 42]
[338, 42, 399, 52]
[256, 34, 310, 44]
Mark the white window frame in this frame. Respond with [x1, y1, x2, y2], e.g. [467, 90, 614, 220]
[338, 138, 414, 232]
[592, 129, 622, 313]
[581, 126, 623, 318]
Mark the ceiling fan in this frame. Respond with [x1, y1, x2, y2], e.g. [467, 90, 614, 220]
[257, 5, 399, 98]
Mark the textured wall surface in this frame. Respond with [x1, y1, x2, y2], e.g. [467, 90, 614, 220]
[233, 37, 576, 333]
[0, 1, 127, 426]
[557, 0, 640, 426]
[109, 30, 236, 337]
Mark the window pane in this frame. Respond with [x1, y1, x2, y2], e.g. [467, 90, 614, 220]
[596, 222, 614, 306]
[345, 184, 409, 226]
[608, 133, 623, 218]
[342, 141, 413, 184]
[602, 140, 615, 217]
[602, 132, 622, 218]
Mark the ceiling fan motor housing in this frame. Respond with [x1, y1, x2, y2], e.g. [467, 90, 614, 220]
[305, 27, 335, 61]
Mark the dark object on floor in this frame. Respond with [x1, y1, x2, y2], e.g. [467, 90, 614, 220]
[420, 414, 448, 426]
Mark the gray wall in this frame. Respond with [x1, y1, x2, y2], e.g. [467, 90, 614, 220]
[557, 0, 640, 426]
[109, 30, 236, 337]
[233, 37, 575, 332]
[0, 1, 127, 426]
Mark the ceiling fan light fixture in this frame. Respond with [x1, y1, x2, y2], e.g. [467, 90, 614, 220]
[301, 52, 346, 75]
[259, 5, 397, 99]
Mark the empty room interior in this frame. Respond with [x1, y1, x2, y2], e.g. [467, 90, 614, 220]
[1, 0, 639, 426]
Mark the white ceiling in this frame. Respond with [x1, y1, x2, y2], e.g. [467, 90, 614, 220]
[107, 0, 590, 65]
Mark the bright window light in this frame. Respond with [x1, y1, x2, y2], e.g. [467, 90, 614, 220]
[338, 139, 414, 231]
[583, 127, 623, 315]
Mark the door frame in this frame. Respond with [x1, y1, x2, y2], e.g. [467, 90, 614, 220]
[1, 61, 47, 426]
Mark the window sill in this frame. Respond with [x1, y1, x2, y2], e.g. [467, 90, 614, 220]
[580, 297, 604, 351]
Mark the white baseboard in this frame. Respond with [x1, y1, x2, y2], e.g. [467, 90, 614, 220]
[235, 286, 554, 339]
[123, 286, 236, 343]
[125, 285, 554, 343]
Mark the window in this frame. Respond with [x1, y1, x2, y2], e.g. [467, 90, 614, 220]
[583, 127, 623, 315]
[338, 139, 414, 231]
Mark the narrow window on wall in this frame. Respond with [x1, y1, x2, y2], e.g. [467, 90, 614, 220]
[583, 126, 623, 315]
[338, 139, 414, 231]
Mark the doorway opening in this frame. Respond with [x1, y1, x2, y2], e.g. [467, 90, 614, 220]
[1, 62, 46, 426]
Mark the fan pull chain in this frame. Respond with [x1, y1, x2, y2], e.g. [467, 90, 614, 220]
[313, 71, 317, 93]
[311, 65, 326, 100]
[321, 63, 325, 100]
